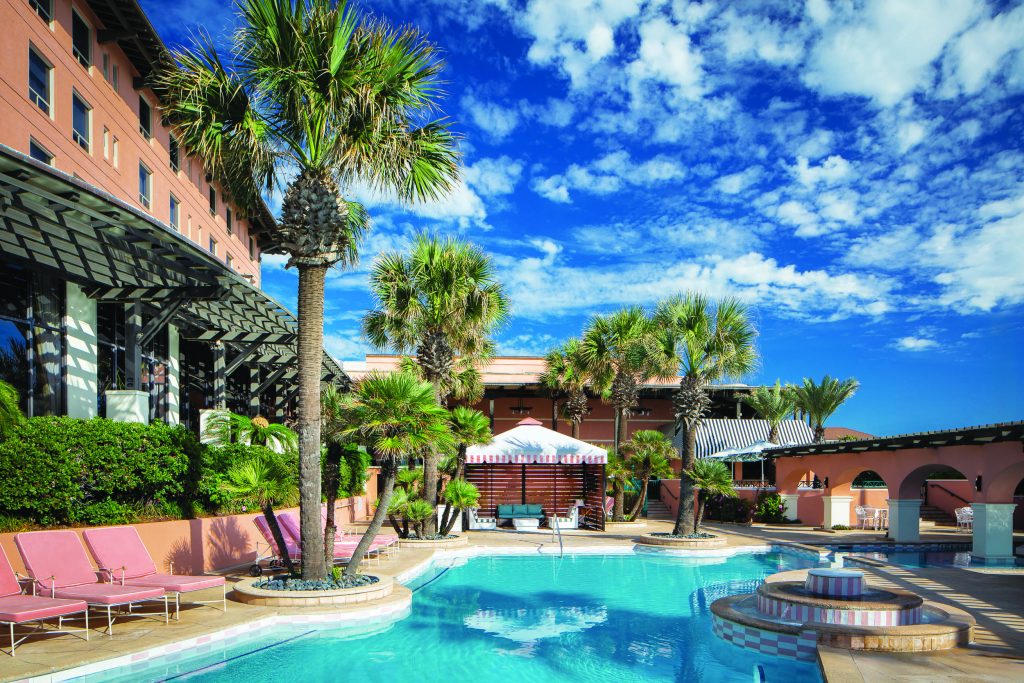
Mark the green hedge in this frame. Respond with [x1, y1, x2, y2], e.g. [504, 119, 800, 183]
[0, 417, 202, 526]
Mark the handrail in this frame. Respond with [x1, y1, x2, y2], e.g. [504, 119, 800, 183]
[662, 484, 679, 502]
[551, 509, 564, 558]
[928, 482, 970, 506]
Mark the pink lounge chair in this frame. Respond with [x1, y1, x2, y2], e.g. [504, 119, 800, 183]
[0, 546, 89, 656]
[251, 515, 302, 575]
[14, 531, 168, 634]
[321, 507, 399, 553]
[277, 514, 360, 564]
[82, 527, 226, 620]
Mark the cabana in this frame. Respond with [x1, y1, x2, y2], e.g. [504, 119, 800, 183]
[465, 418, 608, 530]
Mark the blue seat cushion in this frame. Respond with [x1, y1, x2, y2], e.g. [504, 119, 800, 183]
[525, 504, 543, 516]
[512, 504, 529, 516]
[497, 505, 514, 518]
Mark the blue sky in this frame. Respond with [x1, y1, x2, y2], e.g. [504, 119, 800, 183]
[140, 0, 1024, 436]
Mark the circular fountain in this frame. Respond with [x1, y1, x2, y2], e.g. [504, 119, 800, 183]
[711, 568, 974, 661]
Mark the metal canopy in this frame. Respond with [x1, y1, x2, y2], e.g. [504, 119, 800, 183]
[0, 145, 348, 389]
[768, 421, 1024, 458]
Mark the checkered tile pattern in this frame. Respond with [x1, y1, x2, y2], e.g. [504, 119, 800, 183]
[712, 615, 818, 661]
[757, 595, 921, 626]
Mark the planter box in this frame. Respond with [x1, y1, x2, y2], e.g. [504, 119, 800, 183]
[232, 575, 394, 607]
[637, 533, 728, 549]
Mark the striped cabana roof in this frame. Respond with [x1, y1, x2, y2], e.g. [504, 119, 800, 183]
[673, 419, 814, 457]
[465, 418, 608, 465]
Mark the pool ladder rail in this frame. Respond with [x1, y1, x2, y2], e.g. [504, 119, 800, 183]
[551, 509, 564, 557]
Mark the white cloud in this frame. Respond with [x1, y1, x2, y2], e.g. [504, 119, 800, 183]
[819, 191, 860, 224]
[461, 93, 521, 141]
[896, 120, 928, 152]
[803, 0, 982, 106]
[260, 253, 290, 273]
[531, 176, 571, 203]
[627, 17, 705, 101]
[942, 3, 1024, 96]
[324, 332, 375, 362]
[715, 166, 762, 194]
[894, 336, 939, 351]
[464, 157, 524, 196]
[776, 200, 820, 236]
[792, 155, 852, 186]
[497, 332, 561, 357]
[718, 9, 803, 66]
[532, 151, 685, 203]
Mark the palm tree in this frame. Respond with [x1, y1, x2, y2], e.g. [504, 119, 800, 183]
[580, 307, 674, 452]
[449, 406, 491, 480]
[656, 293, 757, 536]
[684, 459, 737, 534]
[337, 371, 453, 577]
[155, 0, 459, 580]
[620, 430, 675, 521]
[539, 339, 591, 438]
[320, 384, 360, 567]
[202, 411, 298, 452]
[384, 487, 411, 537]
[438, 478, 480, 536]
[791, 376, 860, 442]
[0, 380, 25, 438]
[221, 451, 297, 574]
[605, 451, 632, 522]
[364, 235, 509, 533]
[743, 381, 795, 444]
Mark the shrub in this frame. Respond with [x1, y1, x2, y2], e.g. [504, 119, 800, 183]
[200, 443, 298, 512]
[0, 417, 202, 526]
[322, 443, 371, 499]
[752, 492, 788, 524]
[704, 494, 753, 523]
[81, 500, 138, 526]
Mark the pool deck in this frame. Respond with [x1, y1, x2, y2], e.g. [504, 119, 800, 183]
[2, 520, 1021, 682]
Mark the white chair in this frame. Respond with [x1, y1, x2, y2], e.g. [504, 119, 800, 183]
[467, 508, 496, 531]
[954, 507, 973, 533]
[546, 506, 579, 530]
[854, 506, 870, 529]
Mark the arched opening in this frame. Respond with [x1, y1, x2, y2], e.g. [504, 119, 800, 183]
[988, 461, 1024, 534]
[895, 464, 972, 529]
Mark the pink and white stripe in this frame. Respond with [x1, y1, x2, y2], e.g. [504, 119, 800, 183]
[805, 571, 864, 598]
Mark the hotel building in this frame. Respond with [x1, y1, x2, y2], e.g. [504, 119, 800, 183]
[0, 0, 346, 427]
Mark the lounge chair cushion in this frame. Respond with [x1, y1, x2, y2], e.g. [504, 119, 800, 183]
[15, 531, 101, 590]
[52, 583, 164, 605]
[123, 574, 224, 594]
[0, 595, 88, 624]
[82, 527, 158, 579]
[0, 547, 23, 598]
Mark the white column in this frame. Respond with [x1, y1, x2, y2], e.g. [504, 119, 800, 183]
[822, 495, 853, 528]
[64, 282, 98, 419]
[971, 503, 1017, 563]
[887, 499, 922, 543]
[104, 390, 149, 423]
[780, 494, 800, 522]
[166, 324, 180, 425]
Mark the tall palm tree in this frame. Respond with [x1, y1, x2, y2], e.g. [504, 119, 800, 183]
[580, 307, 673, 452]
[337, 371, 453, 577]
[364, 235, 509, 533]
[656, 293, 757, 536]
[620, 430, 675, 521]
[742, 381, 795, 444]
[684, 459, 737, 534]
[154, 0, 459, 580]
[221, 451, 297, 574]
[449, 406, 491, 480]
[791, 376, 860, 442]
[539, 339, 591, 438]
[0, 380, 25, 438]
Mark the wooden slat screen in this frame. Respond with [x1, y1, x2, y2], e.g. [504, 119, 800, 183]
[465, 463, 606, 530]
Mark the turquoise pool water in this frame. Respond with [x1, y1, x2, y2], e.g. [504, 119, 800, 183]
[844, 550, 1023, 569]
[81, 552, 822, 682]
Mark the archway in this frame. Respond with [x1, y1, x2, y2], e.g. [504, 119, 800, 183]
[889, 464, 972, 544]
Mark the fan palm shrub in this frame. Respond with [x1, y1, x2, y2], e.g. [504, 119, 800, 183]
[580, 307, 674, 452]
[620, 430, 675, 521]
[449, 406, 491, 480]
[790, 376, 860, 442]
[364, 235, 509, 533]
[202, 411, 298, 452]
[0, 380, 25, 438]
[221, 449, 298, 574]
[656, 293, 757, 535]
[742, 381, 795, 444]
[684, 459, 737, 534]
[605, 451, 632, 522]
[336, 371, 453, 577]
[155, 0, 459, 580]
[539, 339, 591, 438]
[438, 478, 480, 536]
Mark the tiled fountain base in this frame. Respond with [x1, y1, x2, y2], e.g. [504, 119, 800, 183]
[711, 613, 818, 661]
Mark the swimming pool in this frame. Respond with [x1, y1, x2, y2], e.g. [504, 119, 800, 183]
[77, 552, 823, 682]
[842, 550, 1023, 569]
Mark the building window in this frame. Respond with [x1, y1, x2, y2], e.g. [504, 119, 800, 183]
[225, 207, 233, 235]
[111, 64, 119, 93]
[29, 139, 53, 165]
[71, 11, 91, 68]
[0, 265, 65, 417]
[138, 96, 152, 139]
[226, 254, 233, 270]
[169, 194, 179, 230]
[169, 135, 179, 172]
[29, 0, 52, 22]
[71, 92, 91, 151]
[138, 163, 152, 209]
[28, 48, 50, 115]
[112, 136, 119, 168]
[208, 187, 216, 214]
[209, 237, 217, 255]
[102, 127, 109, 159]
[101, 52, 109, 81]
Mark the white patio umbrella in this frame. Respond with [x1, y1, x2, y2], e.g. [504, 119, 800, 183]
[707, 440, 785, 481]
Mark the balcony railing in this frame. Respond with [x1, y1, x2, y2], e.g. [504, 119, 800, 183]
[732, 480, 776, 490]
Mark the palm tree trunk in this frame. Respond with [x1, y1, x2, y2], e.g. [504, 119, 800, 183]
[388, 514, 403, 537]
[813, 424, 825, 443]
[438, 503, 451, 535]
[616, 407, 629, 452]
[422, 451, 439, 535]
[551, 398, 558, 430]
[442, 506, 460, 536]
[769, 424, 780, 444]
[297, 265, 327, 580]
[455, 444, 467, 480]
[673, 423, 698, 535]
[628, 477, 649, 520]
[571, 421, 580, 439]
[345, 464, 396, 578]
[694, 492, 706, 534]
[613, 482, 625, 521]
[322, 444, 341, 568]
[263, 505, 295, 575]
